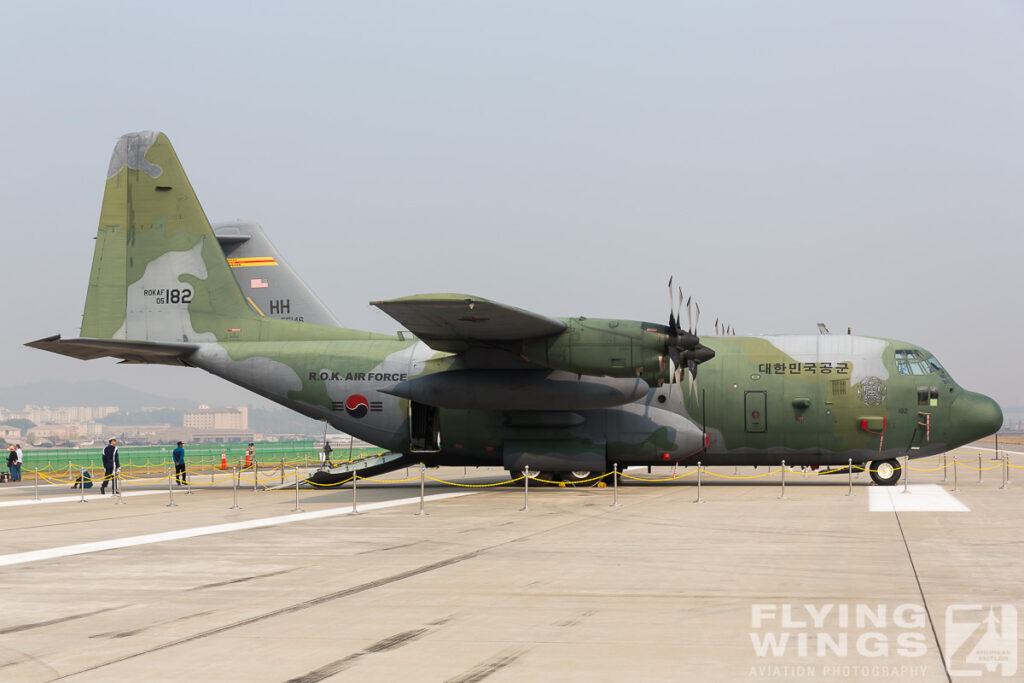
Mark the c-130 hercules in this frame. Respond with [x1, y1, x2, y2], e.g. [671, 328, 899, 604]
[28, 132, 1002, 486]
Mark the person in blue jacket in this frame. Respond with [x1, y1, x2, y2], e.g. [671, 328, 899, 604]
[101, 438, 120, 494]
[173, 441, 187, 485]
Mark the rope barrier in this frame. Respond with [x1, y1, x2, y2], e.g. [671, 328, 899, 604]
[425, 474, 527, 488]
[17, 450, 1017, 498]
[953, 462, 1003, 472]
[701, 468, 782, 480]
[622, 469, 699, 481]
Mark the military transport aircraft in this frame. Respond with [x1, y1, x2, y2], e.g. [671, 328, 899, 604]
[27, 132, 1003, 486]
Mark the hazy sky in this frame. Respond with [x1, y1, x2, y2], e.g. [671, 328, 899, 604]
[2, 1, 1022, 409]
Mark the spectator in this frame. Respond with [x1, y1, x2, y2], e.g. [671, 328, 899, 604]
[6, 446, 16, 482]
[101, 438, 120, 494]
[173, 441, 187, 485]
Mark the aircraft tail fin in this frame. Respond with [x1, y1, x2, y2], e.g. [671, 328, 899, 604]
[81, 132, 267, 342]
[214, 221, 342, 328]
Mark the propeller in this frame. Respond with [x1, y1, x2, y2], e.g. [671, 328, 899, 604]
[664, 278, 716, 399]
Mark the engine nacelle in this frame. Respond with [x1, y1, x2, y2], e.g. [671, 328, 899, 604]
[520, 317, 668, 385]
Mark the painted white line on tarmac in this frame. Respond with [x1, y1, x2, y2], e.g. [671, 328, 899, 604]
[869, 484, 969, 512]
[970, 446, 1023, 455]
[0, 490, 166, 507]
[0, 492, 475, 567]
[2, 483, 72, 490]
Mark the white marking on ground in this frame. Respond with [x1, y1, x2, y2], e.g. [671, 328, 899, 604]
[868, 484, 969, 512]
[0, 490, 166, 507]
[971, 446, 1023, 456]
[0, 492, 475, 567]
[2, 482, 72, 490]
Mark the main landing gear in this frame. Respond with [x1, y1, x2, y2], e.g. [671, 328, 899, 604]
[869, 458, 902, 486]
[508, 469, 616, 487]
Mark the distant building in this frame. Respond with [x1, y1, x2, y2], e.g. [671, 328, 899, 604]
[183, 406, 249, 431]
[0, 425, 22, 441]
[190, 430, 256, 444]
[1, 405, 119, 424]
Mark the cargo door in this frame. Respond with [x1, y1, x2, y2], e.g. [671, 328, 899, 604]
[409, 402, 440, 452]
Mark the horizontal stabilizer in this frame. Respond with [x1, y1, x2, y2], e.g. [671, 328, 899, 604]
[25, 335, 198, 366]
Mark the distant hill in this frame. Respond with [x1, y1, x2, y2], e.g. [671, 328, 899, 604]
[0, 380, 198, 411]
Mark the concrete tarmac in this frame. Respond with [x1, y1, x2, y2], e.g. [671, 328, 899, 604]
[0, 446, 1021, 682]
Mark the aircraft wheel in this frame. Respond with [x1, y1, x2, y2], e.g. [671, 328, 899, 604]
[508, 469, 551, 486]
[869, 458, 901, 486]
[560, 470, 603, 487]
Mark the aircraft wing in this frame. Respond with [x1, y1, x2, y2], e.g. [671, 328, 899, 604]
[25, 335, 199, 366]
[371, 294, 567, 353]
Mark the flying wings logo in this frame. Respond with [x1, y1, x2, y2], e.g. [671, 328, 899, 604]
[332, 395, 384, 418]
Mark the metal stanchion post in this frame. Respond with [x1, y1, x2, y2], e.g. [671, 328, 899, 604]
[68, 460, 72, 479]
[952, 457, 959, 492]
[734, 462, 739, 476]
[978, 454, 983, 484]
[185, 461, 192, 495]
[520, 465, 531, 512]
[846, 458, 854, 497]
[33, 468, 40, 502]
[351, 473, 361, 515]
[902, 456, 910, 494]
[115, 468, 125, 505]
[253, 462, 258, 492]
[415, 464, 427, 516]
[292, 466, 303, 512]
[1000, 455, 1009, 490]
[1006, 455, 1011, 486]
[230, 467, 241, 509]
[166, 466, 177, 507]
[941, 454, 947, 483]
[78, 468, 87, 503]
[694, 461, 704, 503]
[610, 463, 620, 508]
[779, 460, 787, 500]
[280, 459, 285, 486]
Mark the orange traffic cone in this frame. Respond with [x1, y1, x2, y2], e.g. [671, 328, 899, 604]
[220, 451, 227, 470]
[245, 450, 251, 468]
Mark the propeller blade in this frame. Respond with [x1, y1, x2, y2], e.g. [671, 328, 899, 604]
[677, 286, 684, 329]
[694, 301, 701, 334]
[667, 277, 676, 332]
[686, 296, 692, 332]
[714, 318, 720, 336]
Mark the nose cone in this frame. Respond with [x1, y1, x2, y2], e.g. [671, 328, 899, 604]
[951, 391, 1003, 447]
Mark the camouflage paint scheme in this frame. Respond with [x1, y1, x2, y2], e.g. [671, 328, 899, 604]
[27, 133, 1003, 483]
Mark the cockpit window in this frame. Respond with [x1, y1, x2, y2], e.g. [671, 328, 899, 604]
[895, 349, 935, 376]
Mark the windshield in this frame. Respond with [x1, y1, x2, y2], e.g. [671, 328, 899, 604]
[895, 349, 952, 383]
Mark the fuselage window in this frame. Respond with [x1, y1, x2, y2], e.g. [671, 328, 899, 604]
[917, 387, 939, 407]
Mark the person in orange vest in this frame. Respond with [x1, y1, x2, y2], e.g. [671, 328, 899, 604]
[245, 443, 255, 469]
